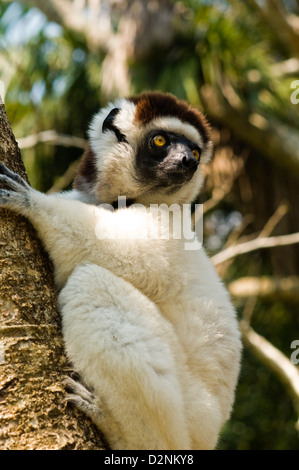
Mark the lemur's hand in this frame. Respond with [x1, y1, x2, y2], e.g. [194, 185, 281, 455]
[0, 163, 31, 212]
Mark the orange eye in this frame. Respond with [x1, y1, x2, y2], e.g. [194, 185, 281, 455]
[153, 135, 166, 147]
[192, 149, 200, 160]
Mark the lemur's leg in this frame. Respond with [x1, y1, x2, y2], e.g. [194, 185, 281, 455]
[59, 263, 191, 450]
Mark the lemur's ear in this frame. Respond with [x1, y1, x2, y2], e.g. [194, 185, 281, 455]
[102, 108, 120, 132]
[102, 108, 127, 143]
[74, 145, 98, 192]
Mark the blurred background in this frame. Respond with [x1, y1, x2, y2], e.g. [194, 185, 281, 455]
[0, 0, 299, 450]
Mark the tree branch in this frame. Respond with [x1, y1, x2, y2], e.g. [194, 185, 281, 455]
[17, 130, 88, 150]
[258, 202, 289, 238]
[202, 149, 245, 214]
[241, 322, 299, 431]
[212, 232, 299, 266]
[271, 58, 299, 77]
[228, 275, 299, 302]
[47, 158, 81, 194]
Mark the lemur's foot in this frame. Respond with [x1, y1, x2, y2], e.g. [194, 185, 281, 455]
[0, 164, 28, 187]
[63, 376, 105, 422]
[0, 163, 31, 209]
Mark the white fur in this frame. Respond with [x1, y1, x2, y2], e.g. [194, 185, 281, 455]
[0, 96, 241, 449]
[6, 191, 241, 450]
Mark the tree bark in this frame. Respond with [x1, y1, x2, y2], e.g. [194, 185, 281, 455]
[0, 102, 106, 449]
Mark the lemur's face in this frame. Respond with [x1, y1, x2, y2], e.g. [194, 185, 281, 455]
[75, 92, 213, 206]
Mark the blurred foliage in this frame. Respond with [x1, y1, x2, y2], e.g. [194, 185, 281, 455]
[0, 0, 298, 450]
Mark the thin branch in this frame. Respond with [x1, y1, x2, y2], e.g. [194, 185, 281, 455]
[271, 58, 299, 77]
[47, 158, 81, 194]
[241, 296, 257, 326]
[222, 202, 288, 253]
[223, 214, 254, 249]
[17, 131, 88, 150]
[203, 186, 232, 215]
[203, 146, 246, 215]
[258, 202, 289, 238]
[228, 275, 299, 302]
[214, 203, 288, 278]
[241, 322, 299, 431]
[212, 232, 299, 266]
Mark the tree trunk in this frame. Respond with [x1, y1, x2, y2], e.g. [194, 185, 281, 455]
[0, 101, 106, 449]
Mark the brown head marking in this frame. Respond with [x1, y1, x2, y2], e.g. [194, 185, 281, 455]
[129, 91, 211, 144]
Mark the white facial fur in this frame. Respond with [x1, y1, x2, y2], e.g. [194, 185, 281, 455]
[87, 98, 213, 205]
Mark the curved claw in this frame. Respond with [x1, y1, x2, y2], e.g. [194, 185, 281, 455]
[0, 165, 31, 211]
[0, 173, 26, 193]
[0, 163, 29, 189]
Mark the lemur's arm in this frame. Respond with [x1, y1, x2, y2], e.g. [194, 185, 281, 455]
[56, 188, 101, 205]
[0, 164, 182, 301]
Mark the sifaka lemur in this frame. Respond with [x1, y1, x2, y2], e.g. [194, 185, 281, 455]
[0, 92, 241, 450]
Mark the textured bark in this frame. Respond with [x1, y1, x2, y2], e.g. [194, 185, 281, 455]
[0, 103, 106, 449]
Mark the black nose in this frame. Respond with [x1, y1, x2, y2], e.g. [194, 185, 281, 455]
[182, 154, 199, 173]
